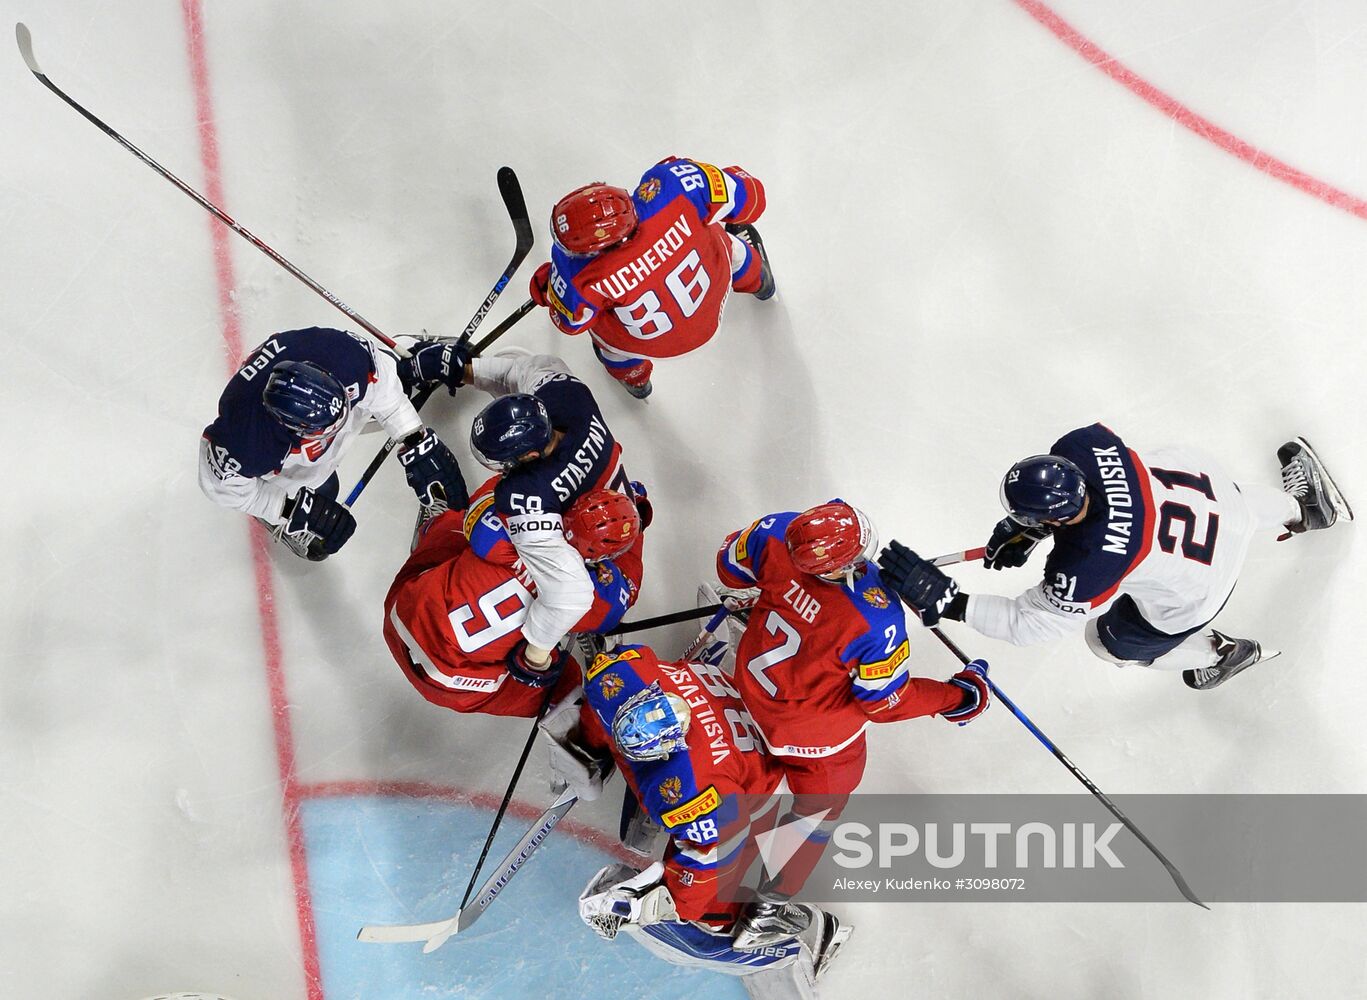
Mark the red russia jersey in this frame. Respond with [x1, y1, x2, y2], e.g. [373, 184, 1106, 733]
[579, 645, 781, 925]
[545, 157, 765, 359]
[717, 511, 964, 759]
[382, 508, 643, 717]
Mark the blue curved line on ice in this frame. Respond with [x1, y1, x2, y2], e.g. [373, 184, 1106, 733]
[302, 795, 750, 1000]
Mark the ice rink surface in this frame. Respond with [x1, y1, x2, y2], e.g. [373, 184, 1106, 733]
[4, 1, 1366, 997]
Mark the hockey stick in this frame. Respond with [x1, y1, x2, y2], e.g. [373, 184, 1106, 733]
[608, 546, 986, 636]
[357, 690, 572, 951]
[357, 784, 579, 949]
[455, 684, 555, 912]
[341, 160, 535, 507]
[342, 300, 536, 506]
[928, 625, 1209, 910]
[16, 23, 404, 353]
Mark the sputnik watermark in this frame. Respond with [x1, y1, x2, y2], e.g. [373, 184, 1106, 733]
[832, 821, 1124, 869]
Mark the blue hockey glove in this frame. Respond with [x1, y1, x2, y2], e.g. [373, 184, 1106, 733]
[398, 428, 469, 510]
[983, 517, 1051, 571]
[877, 540, 960, 626]
[398, 339, 471, 395]
[281, 486, 356, 560]
[506, 640, 571, 689]
[943, 659, 991, 725]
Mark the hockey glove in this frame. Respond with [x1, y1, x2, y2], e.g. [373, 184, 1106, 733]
[578, 862, 677, 941]
[983, 517, 1052, 571]
[398, 428, 469, 510]
[942, 658, 991, 725]
[506, 639, 571, 689]
[280, 486, 355, 561]
[529, 261, 554, 308]
[877, 540, 960, 626]
[629, 480, 654, 530]
[397, 339, 470, 395]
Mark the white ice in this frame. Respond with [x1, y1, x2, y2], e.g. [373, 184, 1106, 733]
[4, 1, 1366, 997]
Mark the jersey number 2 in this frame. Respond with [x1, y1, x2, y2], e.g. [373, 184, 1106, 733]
[745, 611, 800, 697]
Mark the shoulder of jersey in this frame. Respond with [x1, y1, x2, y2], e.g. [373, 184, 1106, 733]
[632, 158, 730, 222]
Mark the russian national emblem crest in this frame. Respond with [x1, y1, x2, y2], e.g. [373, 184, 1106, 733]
[658, 775, 683, 805]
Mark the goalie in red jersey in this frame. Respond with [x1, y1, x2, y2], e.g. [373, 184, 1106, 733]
[527, 156, 772, 399]
[382, 485, 649, 718]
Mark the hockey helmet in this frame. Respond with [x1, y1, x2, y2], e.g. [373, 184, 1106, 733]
[564, 489, 642, 564]
[470, 394, 554, 471]
[611, 682, 692, 762]
[1000, 454, 1089, 527]
[785, 501, 878, 579]
[262, 360, 349, 437]
[552, 183, 638, 255]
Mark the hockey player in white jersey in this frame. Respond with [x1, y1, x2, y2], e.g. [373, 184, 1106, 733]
[199, 326, 466, 560]
[431, 348, 639, 686]
[877, 423, 1351, 689]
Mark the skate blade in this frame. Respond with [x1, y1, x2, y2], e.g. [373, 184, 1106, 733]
[814, 924, 853, 980]
[1296, 437, 1355, 522]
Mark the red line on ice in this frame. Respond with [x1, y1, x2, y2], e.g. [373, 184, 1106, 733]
[179, 3, 325, 998]
[1015, 0, 1367, 220]
[299, 780, 641, 865]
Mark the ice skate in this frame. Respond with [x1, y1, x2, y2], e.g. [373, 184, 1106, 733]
[800, 904, 852, 980]
[1183, 630, 1281, 690]
[1279, 437, 1353, 533]
[727, 222, 776, 300]
[733, 900, 812, 951]
[621, 378, 653, 400]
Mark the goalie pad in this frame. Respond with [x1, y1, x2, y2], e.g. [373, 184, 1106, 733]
[539, 685, 611, 802]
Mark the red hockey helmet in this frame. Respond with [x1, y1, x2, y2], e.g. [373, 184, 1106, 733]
[564, 488, 642, 563]
[785, 502, 878, 578]
[552, 183, 638, 255]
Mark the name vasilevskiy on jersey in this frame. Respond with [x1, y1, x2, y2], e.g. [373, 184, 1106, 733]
[659, 660, 733, 767]
[1092, 445, 1136, 556]
[550, 414, 611, 501]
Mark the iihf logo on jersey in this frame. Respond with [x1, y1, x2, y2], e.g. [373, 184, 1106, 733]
[598, 672, 625, 700]
[637, 178, 660, 202]
[658, 776, 683, 805]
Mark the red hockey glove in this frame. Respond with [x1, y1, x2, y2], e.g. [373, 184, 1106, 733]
[529, 261, 553, 308]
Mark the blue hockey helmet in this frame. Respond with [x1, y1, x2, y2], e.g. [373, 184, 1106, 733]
[1000, 454, 1089, 527]
[611, 682, 692, 762]
[470, 394, 554, 471]
[262, 360, 349, 437]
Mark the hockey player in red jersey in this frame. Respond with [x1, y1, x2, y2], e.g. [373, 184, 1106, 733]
[527, 157, 772, 399]
[382, 487, 647, 718]
[717, 501, 991, 789]
[565, 644, 850, 992]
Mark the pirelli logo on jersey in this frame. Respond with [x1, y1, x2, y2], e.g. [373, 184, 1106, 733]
[734, 519, 763, 562]
[698, 161, 728, 204]
[587, 647, 642, 681]
[661, 784, 721, 829]
[858, 640, 909, 682]
[463, 494, 497, 538]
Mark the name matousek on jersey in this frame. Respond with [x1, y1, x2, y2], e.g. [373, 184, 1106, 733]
[188, 151, 1352, 997]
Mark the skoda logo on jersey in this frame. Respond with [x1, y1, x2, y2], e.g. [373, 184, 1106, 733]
[599, 672, 625, 700]
[863, 587, 890, 609]
[637, 178, 660, 202]
[658, 776, 683, 806]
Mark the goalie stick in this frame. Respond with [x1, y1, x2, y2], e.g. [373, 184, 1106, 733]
[357, 784, 580, 951]
[16, 22, 404, 354]
[928, 625, 1209, 910]
[342, 164, 535, 507]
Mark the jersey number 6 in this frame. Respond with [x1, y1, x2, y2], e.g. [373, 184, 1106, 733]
[612, 250, 711, 341]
